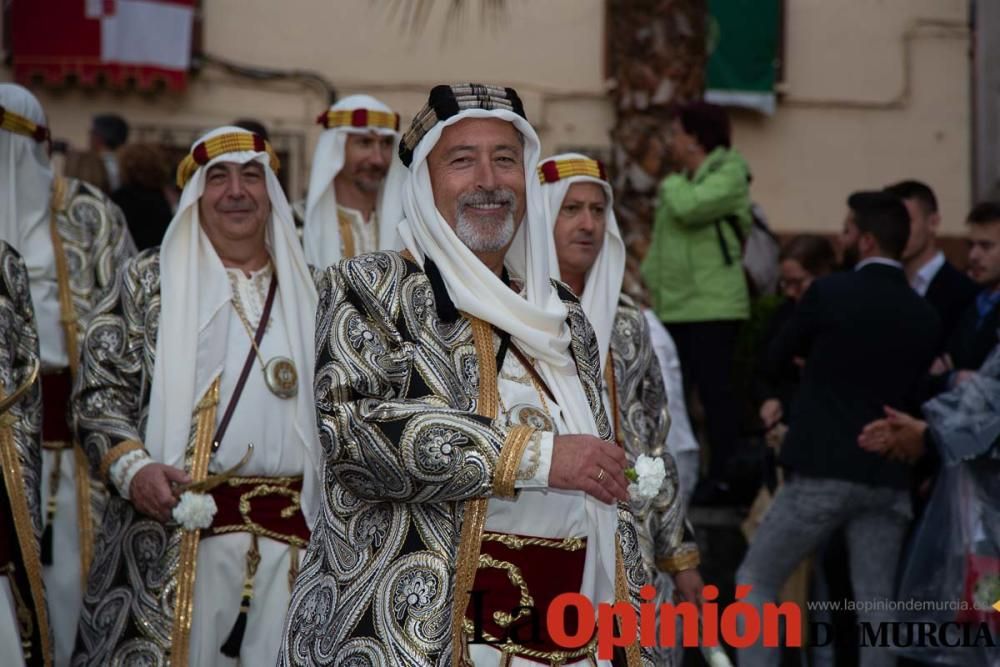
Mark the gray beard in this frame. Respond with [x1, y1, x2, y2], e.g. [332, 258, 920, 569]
[455, 210, 515, 253]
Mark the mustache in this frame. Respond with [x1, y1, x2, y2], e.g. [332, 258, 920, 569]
[457, 188, 516, 209]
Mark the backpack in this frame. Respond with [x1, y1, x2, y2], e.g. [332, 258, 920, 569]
[715, 203, 781, 296]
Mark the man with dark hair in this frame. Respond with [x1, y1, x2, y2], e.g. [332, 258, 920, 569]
[89, 113, 129, 190]
[735, 191, 940, 667]
[935, 202, 1000, 388]
[884, 180, 978, 349]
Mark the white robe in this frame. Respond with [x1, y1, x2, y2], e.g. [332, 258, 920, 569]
[338, 204, 380, 257]
[188, 267, 307, 667]
[0, 577, 27, 665]
[469, 348, 614, 667]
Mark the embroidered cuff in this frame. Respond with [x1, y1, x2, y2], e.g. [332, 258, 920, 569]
[514, 431, 553, 489]
[656, 546, 701, 574]
[107, 447, 152, 499]
[493, 425, 535, 498]
[99, 439, 145, 482]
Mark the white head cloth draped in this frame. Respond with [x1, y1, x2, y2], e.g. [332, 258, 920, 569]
[0, 84, 66, 368]
[539, 153, 625, 372]
[146, 126, 321, 523]
[393, 85, 617, 602]
[303, 94, 401, 268]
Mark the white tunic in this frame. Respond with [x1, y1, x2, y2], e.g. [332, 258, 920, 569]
[188, 266, 307, 667]
[338, 204, 379, 257]
[0, 577, 27, 665]
[469, 348, 613, 667]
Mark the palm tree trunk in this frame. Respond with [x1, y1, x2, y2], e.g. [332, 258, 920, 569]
[607, 0, 708, 297]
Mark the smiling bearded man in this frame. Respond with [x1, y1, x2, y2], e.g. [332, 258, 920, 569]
[280, 84, 653, 666]
[71, 127, 321, 666]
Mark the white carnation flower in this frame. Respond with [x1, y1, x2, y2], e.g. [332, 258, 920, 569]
[172, 491, 217, 530]
[626, 454, 667, 501]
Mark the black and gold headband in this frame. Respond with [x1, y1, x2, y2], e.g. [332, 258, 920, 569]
[398, 83, 527, 167]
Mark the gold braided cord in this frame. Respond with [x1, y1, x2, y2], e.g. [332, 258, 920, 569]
[320, 109, 399, 130]
[450, 314, 499, 666]
[615, 539, 643, 667]
[206, 476, 309, 548]
[74, 446, 94, 588]
[0, 384, 53, 667]
[0, 105, 48, 142]
[537, 158, 605, 184]
[175, 133, 281, 188]
[481, 532, 586, 552]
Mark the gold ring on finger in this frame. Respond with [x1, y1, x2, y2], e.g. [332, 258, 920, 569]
[596, 468, 606, 483]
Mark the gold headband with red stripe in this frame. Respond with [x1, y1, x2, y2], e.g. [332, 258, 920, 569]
[537, 157, 607, 185]
[316, 108, 400, 132]
[175, 132, 280, 188]
[0, 105, 50, 143]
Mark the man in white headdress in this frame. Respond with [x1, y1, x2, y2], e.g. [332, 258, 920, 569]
[0, 83, 135, 667]
[298, 94, 401, 267]
[72, 127, 321, 666]
[281, 84, 653, 666]
[541, 153, 704, 666]
[0, 240, 51, 667]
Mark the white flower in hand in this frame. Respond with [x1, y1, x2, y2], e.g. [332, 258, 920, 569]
[625, 454, 667, 500]
[172, 491, 217, 530]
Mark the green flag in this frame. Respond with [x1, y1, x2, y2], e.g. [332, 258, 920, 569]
[706, 0, 781, 114]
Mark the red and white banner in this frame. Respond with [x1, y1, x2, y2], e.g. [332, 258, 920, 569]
[12, 0, 196, 92]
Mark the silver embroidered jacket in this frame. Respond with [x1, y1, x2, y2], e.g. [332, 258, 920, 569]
[48, 177, 137, 575]
[53, 177, 137, 345]
[0, 241, 51, 666]
[280, 251, 652, 666]
[71, 250, 208, 666]
[610, 295, 698, 577]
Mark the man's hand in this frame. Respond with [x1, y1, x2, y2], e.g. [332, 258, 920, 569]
[858, 407, 927, 463]
[129, 463, 191, 522]
[759, 399, 783, 430]
[549, 434, 628, 504]
[672, 568, 705, 606]
[952, 370, 976, 387]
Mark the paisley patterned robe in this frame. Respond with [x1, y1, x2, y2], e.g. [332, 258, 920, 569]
[71, 250, 222, 667]
[0, 241, 51, 666]
[609, 295, 699, 578]
[280, 251, 653, 666]
[44, 176, 136, 591]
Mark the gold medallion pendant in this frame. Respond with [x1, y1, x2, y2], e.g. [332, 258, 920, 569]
[264, 357, 298, 398]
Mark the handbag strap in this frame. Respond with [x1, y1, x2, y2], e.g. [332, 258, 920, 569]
[211, 274, 278, 454]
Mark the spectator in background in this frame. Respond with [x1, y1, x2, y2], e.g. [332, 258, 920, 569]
[640, 100, 752, 505]
[930, 202, 1000, 392]
[884, 180, 978, 351]
[89, 113, 129, 190]
[757, 234, 837, 431]
[736, 191, 940, 667]
[62, 149, 111, 194]
[111, 143, 174, 250]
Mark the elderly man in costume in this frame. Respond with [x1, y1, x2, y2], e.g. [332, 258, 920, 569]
[298, 94, 401, 267]
[0, 241, 51, 666]
[541, 153, 704, 665]
[281, 83, 653, 667]
[71, 127, 320, 666]
[0, 83, 135, 666]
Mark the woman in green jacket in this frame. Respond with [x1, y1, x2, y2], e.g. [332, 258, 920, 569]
[640, 101, 752, 503]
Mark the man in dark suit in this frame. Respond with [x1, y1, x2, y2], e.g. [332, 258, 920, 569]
[884, 180, 978, 353]
[736, 191, 940, 667]
[937, 202, 1000, 388]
